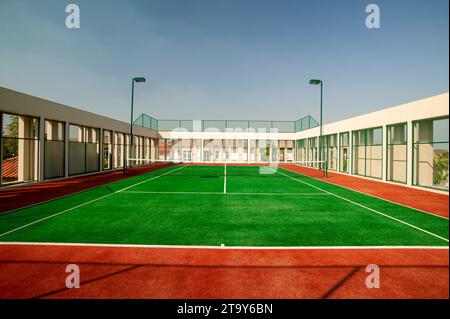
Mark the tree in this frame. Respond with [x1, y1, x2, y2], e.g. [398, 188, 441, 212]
[2, 116, 18, 159]
[433, 151, 449, 188]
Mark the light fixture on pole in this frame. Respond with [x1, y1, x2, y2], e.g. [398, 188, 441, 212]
[309, 79, 325, 176]
[124, 76, 146, 175]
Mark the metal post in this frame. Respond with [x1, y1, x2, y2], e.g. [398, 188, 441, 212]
[319, 82, 323, 174]
[125, 79, 135, 175]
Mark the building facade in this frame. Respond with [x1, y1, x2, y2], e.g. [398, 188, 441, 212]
[1, 87, 448, 192]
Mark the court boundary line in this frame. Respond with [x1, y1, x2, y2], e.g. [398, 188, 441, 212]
[0, 241, 447, 250]
[286, 165, 449, 220]
[0, 165, 175, 217]
[274, 168, 449, 243]
[0, 165, 187, 238]
[1, 164, 447, 246]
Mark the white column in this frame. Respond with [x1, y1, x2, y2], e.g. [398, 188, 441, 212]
[18, 116, 39, 182]
[247, 138, 250, 163]
[382, 125, 387, 181]
[336, 133, 341, 173]
[269, 140, 272, 163]
[201, 136, 204, 163]
[348, 131, 353, 175]
[99, 128, 103, 172]
[64, 122, 69, 177]
[18, 117, 27, 181]
[406, 121, 414, 186]
[38, 117, 45, 181]
[111, 131, 115, 168]
[113, 133, 118, 168]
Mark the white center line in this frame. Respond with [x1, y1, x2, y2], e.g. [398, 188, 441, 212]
[0, 165, 187, 238]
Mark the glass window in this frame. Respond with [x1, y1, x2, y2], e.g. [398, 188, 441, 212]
[296, 139, 307, 162]
[339, 132, 349, 173]
[144, 137, 150, 161]
[2, 114, 38, 139]
[114, 132, 125, 168]
[69, 124, 84, 142]
[68, 124, 99, 175]
[44, 120, 65, 179]
[103, 130, 112, 170]
[352, 128, 383, 179]
[1, 113, 39, 185]
[388, 124, 407, 144]
[325, 134, 338, 171]
[308, 137, 318, 167]
[413, 117, 449, 190]
[151, 138, 158, 161]
[387, 123, 407, 184]
[158, 139, 167, 160]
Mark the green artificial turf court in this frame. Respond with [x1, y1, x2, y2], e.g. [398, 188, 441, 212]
[0, 164, 448, 247]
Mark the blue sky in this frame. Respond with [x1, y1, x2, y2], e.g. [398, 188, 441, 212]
[0, 0, 448, 124]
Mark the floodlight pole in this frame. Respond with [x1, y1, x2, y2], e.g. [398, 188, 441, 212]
[309, 79, 325, 176]
[319, 81, 323, 172]
[125, 77, 146, 175]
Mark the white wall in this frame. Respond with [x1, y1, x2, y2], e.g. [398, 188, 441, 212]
[0, 86, 158, 183]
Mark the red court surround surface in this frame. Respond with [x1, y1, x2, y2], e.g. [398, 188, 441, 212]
[0, 245, 447, 299]
[0, 163, 173, 214]
[0, 163, 448, 299]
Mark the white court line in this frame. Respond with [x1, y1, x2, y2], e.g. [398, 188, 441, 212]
[288, 164, 449, 220]
[274, 168, 449, 243]
[0, 165, 187, 238]
[224, 162, 227, 194]
[0, 241, 447, 250]
[121, 191, 329, 196]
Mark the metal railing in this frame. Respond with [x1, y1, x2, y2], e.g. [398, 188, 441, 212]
[134, 114, 319, 133]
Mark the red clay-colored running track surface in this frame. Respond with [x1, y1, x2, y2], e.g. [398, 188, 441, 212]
[0, 164, 448, 299]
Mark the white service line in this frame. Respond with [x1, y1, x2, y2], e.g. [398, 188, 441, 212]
[0, 165, 187, 238]
[273, 168, 449, 243]
[0, 241, 447, 250]
[120, 191, 329, 196]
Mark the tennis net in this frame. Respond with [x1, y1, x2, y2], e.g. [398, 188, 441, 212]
[126, 158, 328, 178]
